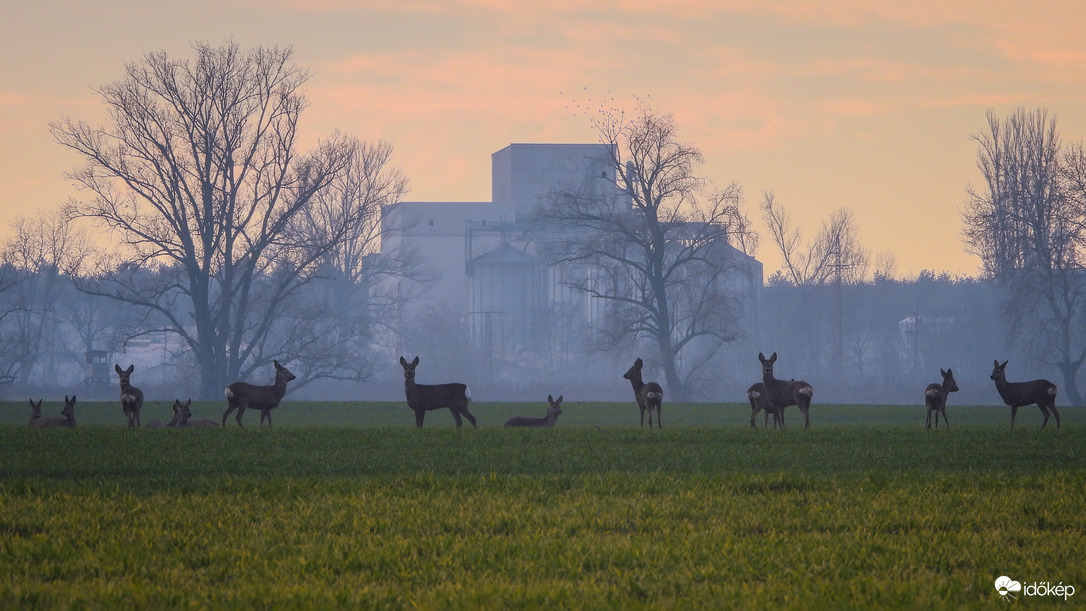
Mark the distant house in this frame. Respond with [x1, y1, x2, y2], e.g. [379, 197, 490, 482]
[378, 143, 762, 394]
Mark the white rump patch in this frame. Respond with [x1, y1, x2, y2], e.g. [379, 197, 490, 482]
[224, 388, 234, 400]
[748, 390, 761, 399]
[1048, 386, 1058, 396]
[465, 386, 472, 402]
[798, 386, 814, 396]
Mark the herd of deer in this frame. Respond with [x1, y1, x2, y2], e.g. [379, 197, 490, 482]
[24, 353, 1062, 431]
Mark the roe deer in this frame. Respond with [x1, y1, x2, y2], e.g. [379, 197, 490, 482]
[115, 364, 144, 428]
[924, 368, 958, 429]
[28, 398, 42, 424]
[146, 401, 181, 428]
[989, 360, 1060, 429]
[505, 395, 563, 427]
[624, 358, 663, 428]
[29, 395, 76, 428]
[176, 398, 220, 428]
[399, 356, 476, 428]
[222, 360, 296, 427]
[747, 382, 782, 429]
[758, 352, 814, 429]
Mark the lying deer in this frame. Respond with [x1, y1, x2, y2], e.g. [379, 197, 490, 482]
[924, 368, 958, 429]
[146, 401, 181, 428]
[115, 364, 144, 428]
[758, 352, 814, 429]
[624, 358, 663, 428]
[399, 356, 476, 428]
[505, 395, 563, 427]
[176, 398, 220, 428]
[28, 398, 42, 424]
[29, 395, 76, 428]
[747, 382, 782, 429]
[222, 360, 296, 427]
[990, 359, 1060, 429]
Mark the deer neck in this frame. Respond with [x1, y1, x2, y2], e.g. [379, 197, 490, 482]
[273, 376, 289, 400]
[628, 375, 644, 395]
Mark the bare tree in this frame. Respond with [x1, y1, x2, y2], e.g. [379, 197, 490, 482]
[962, 107, 1086, 405]
[0, 210, 94, 386]
[536, 104, 758, 401]
[760, 193, 870, 381]
[50, 41, 389, 398]
[760, 192, 869, 286]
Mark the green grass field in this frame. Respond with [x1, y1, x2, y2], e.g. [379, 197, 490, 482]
[1, 400, 1082, 609]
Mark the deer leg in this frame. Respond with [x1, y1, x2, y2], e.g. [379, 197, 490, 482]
[262, 409, 272, 427]
[1010, 406, 1018, 429]
[925, 408, 932, 429]
[222, 402, 237, 427]
[800, 403, 810, 429]
[1049, 404, 1061, 429]
[235, 405, 247, 427]
[414, 409, 425, 428]
[460, 406, 478, 428]
[940, 406, 949, 429]
[640, 406, 645, 428]
[750, 407, 757, 429]
[1039, 405, 1050, 429]
[451, 409, 464, 428]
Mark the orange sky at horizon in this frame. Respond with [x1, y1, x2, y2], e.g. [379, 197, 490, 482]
[4, 1, 1086, 279]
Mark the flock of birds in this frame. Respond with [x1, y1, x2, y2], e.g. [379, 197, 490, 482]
[24, 354, 1063, 431]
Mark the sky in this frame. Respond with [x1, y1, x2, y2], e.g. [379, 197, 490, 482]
[3, 1, 1086, 279]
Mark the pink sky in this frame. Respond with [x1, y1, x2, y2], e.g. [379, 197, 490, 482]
[4, 1, 1086, 277]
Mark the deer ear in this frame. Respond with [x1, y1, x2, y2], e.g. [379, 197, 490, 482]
[274, 360, 282, 369]
[758, 352, 766, 362]
[941, 369, 947, 376]
[635, 358, 643, 368]
[993, 359, 1000, 367]
[556, 395, 563, 404]
[184, 399, 191, 407]
[1001, 360, 1008, 369]
[547, 394, 553, 402]
[400, 356, 408, 366]
[126, 364, 134, 374]
[412, 356, 420, 366]
[115, 364, 123, 373]
[770, 352, 778, 363]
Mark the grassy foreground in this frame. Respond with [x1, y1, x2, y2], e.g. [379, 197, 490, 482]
[0, 403, 1083, 609]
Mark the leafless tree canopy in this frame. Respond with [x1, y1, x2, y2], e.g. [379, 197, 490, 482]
[961, 107, 1086, 405]
[537, 104, 758, 401]
[50, 41, 405, 397]
[760, 191, 869, 287]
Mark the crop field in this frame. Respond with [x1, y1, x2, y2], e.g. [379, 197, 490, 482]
[1, 400, 1083, 609]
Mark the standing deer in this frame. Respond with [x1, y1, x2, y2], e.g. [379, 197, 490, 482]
[115, 364, 144, 428]
[989, 360, 1060, 429]
[924, 368, 958, 429]
[505, 395, 563, 427]
[399, 356, 476, 428]
[176, 399, 220, 428]
[29, 395, 76, 428]
[222, 360, 296, 427]
[624, 358, 663, 428]
[747, 382, 782, 429]
[758, 352, 814, 429]
[28, 398, 43, 424]
[146, 401, 181, 428]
